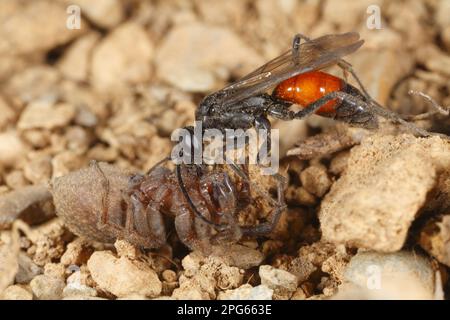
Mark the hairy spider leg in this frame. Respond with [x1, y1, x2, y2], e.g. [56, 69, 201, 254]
[176, 164, 230, 231]
[240, 171, 287, 237]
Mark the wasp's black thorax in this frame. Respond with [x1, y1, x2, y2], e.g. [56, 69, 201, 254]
[196, 93, 278, 131]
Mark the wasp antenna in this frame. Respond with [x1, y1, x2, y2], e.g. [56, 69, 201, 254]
[146, 156, 171, 174]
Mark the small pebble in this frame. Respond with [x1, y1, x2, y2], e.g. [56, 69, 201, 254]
[1, 285, 33, 300]
[18, 102, 76, 130]
[87, 251, 162, 298]
[162, 270, 177, 283]
[300, 165, 332, 197]
[336, 251, 436, 300]
[30, 275, 65, 300]
[219, 284, 273, 300]
[15, 252, 42, 284]
[259, 265, 298, 299]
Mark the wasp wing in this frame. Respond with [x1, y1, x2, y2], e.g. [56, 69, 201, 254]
[216, 32, 364, 107]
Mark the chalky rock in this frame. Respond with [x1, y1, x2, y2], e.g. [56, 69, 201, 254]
[30, 275, 65, 300]
[334, 251, 437, 300]
[259, 265, 298, 299]
[18, 101, 76, 130]
[420, 215, 450, 267]
[87, 251, 162, 298]
[67, 0, 124, 29]
[155, 23, 262, 92]
[0, 1, 85, 56]
[91, 23, 153, 91]
[320, 134, 450, 252]
[1, 285, 33, 300]
[219, 284, 273, 300]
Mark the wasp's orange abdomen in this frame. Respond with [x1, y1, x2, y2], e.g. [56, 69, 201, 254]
[273, 71, 344, 114]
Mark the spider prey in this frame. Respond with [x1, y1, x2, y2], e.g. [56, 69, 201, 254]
[52, 161, 285, 252]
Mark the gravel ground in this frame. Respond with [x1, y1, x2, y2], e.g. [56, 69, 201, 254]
[0, 0, 450, 300]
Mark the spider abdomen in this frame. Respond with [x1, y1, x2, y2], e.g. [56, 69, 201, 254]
[273, 71, 344, 114]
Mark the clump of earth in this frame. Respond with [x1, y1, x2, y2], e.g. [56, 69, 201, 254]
[1, 0, 450, 300]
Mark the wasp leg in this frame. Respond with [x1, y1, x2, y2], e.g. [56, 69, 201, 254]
[332, 58, 433, 134]
[333, 57, 434, 135]
[241, 172, 287, 237]
[254, 115, 272, 163]
[268, 91, 434, 137]
[403, 90, 449, 120]
[267, 91, 347, 120]
[292, 33, 311, 62]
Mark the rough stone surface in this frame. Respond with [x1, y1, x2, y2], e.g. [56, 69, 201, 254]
[320, 134, 450, 252]
[334, 251, 436, 300]
[419, 215, 450, 267]
[0, 185, 52, 230]
[91, 23, 153, 91]
[60, 238, 93, 266]
[18, 102, 76, 130]
[1, 285, 33, 300]
[30, 275, 65, 300]
[58, 33, 100, 82]
[155, 23, 262, 92]
[259, 265, 298, 299]
[15, 252, 43, 284]
[218, 284, 273, 300]
[87, 251, 162, 298]
[66, 0, 124, 29]
[210, 244, 264, 269]
[0, 1, 85, 56]
[172, 255, 243, 300]
[300, 165, 332, 197]
[0, 131, 27, 167]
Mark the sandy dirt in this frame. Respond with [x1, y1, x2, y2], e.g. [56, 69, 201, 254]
[0, 0, 450, 300]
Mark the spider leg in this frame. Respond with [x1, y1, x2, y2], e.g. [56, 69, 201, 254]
[123, 193, 166, 248]
[173, 125, 231, 231]
[91, 160, 162, 248]
[176, 164, 229, 231]
[200, 171, 242, 244]
[90, 160, 125, 236]
[241, 172, 287, 237]
[174, 206, 210, 252]
[228, 160, 284, 219]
